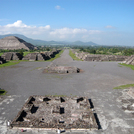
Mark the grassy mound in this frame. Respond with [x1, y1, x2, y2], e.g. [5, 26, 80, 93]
[69, 50, 82, 61]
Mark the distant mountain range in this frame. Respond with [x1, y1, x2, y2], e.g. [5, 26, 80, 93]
[0, 34, 99, 46]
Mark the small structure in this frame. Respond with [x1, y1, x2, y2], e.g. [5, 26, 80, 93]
[44, 66, 81, 74]
[1, 52, 23, 61]
[11, 96, 98, 131]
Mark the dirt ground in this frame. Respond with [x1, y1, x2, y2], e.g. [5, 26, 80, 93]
[0, 49, 134, 134]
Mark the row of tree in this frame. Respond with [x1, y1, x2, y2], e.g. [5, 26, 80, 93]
[72, 46, 134, 56]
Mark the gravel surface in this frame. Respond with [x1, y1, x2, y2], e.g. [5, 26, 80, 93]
[0, 49, 134, 134]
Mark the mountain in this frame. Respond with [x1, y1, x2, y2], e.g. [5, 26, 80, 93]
[72, 41, 98, 46]
[0, 34, 99, 46]
[0, 36, 35, 50]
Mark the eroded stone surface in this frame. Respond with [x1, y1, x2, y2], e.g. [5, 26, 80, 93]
[117, 88, 134, 116]
[11, 96, 98, 130]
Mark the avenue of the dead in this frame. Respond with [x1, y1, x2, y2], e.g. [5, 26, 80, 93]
[0, 49, 134, 134]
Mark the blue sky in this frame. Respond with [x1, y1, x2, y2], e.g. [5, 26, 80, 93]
[0, 0, 134, 46]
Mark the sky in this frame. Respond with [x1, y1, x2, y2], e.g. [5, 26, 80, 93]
[0, 0, 134, 46]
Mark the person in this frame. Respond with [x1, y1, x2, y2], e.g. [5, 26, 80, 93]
[57, 128, 60, 133]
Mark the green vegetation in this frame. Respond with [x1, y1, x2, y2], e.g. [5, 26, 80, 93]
[23, 51, 32, 56]
[71, 46, 134, 56]
[0, 61, 21, 68]
[69, 50, 82, 61]
[0, 52, 3, 56]
[46, 50, 64, 61]
[119, 63, 134, 70]
[113, 84, 134, 89]
[0, 89, 7, 95]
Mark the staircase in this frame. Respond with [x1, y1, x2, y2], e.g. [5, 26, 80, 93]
[124, 55, 134, 65]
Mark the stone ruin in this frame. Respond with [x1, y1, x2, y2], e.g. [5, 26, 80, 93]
[72, 50, 129, 61]
[44, 66, 81, 74]
[22, 50, 60, 61]
[0, 36, 35, 50]
[1, 52, 23, 61]
[0, 56, 6, 64]
[0, 50, 60, 62]
[11, 96, 99, 131]
[123, 55, 134, 65]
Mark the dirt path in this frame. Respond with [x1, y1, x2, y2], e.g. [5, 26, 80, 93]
[51, 49, 73, 66]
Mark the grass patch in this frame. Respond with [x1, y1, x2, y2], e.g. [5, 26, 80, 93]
[113, 84, 134, 89]
[119, 63, 134, 70]
[69, 50, 82, 61]
[0, 89, 7, 95]
[0, 61, 21, 68]
[46, 50, 64, 61]
[0, 52, 3, 56]
[23, 52, 33, 56]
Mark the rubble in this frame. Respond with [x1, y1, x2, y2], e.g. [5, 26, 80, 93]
[11, 96, 98, 130]
[118, 88, 134, 117]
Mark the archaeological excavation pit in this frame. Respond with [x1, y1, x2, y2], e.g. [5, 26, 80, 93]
[43, 66, 81, 74]
[11, 96, 99, 131]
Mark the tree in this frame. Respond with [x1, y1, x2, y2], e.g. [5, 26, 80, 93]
[19, 49, 24, 56]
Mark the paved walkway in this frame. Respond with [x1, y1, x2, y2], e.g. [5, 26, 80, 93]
[0, 49, 134, 133]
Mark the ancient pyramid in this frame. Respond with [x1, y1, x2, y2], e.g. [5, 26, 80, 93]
[0, 36, 35, 50]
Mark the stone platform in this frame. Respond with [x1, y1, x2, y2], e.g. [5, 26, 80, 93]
[43, 66, 81, 74]
[11, 96, 98, 130]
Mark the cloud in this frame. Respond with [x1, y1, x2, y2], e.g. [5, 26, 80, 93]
[0, 20, 102, 42]
[55, 5, 61, 10]
[105, 25, 115, 29]
[55, 5, 64, 10]
[0, 20, 50, 35]
[6, 20, 28, 28]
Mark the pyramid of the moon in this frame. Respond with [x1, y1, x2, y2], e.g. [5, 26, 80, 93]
[0, 36, 35, 50]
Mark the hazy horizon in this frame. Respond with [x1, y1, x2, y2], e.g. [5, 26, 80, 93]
[0, 0, 134, 46]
